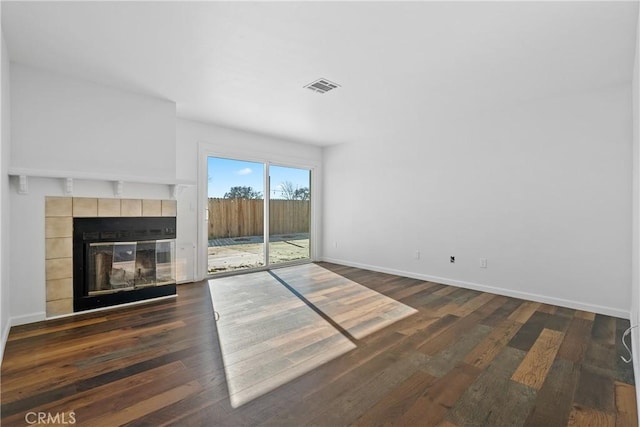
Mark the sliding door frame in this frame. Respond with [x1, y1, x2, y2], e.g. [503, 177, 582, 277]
[197, 142, 320, 280]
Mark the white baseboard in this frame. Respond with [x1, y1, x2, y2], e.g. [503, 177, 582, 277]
[11, 311, 46, 326]
[321, 257, 629, 319]
[45, 295, 177, 321]
[627, 309, 640, 420]
[0, 316, 11, 367]
[631, 327, 640, 422]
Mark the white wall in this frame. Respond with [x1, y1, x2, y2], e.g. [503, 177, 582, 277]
[11, 64, 176, 181]
[631, 4, 640, 414]
[0, 29, 11, 360]
[7, 65, 179, 324]
[323, 84, 632, 317]
[175, 118, 323, 281]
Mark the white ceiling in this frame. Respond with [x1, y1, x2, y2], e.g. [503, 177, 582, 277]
[2, 1, 638, 146]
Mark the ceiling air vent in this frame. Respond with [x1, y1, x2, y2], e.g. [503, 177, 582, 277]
[304, 78, 340, 94]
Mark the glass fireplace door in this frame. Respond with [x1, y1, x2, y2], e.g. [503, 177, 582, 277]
[87, 239, 176, 295]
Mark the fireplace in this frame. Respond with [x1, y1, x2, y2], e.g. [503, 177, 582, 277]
[73, 216, 177, 312]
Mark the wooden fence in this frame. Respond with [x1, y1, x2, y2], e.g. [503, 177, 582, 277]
[208, 198, 310, 239]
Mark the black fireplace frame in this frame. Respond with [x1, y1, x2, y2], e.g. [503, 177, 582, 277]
[73, 216, 177, 312]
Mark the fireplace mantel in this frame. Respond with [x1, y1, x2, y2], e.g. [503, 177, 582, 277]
[9, 167, 194, 197]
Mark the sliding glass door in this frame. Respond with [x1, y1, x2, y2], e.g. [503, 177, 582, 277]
[269, 165, 311, 265]
[207, 157, 311, 274]
[207, 157, 265, 274]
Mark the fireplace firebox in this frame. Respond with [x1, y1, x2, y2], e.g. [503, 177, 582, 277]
[73, 217, 177, 312]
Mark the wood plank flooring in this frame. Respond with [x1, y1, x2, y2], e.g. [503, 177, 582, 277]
[1, 262, 636, 426]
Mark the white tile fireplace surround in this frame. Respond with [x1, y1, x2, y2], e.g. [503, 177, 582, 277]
[45, 196, 177, 317]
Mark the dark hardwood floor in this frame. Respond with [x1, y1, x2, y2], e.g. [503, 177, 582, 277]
[1, 262, 636, 426]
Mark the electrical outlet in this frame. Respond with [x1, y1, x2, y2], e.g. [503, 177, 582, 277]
[334, 241, 338, 248]
[415, 251, 421, 260]
[450, 256, 455, 263]
[480, 258, 487, 268]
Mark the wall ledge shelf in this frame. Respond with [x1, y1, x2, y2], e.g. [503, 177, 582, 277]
[8, 168, 194, 197]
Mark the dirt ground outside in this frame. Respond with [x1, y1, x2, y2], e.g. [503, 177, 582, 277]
[208, 233, 309, 273]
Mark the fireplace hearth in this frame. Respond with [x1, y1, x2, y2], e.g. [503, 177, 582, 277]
[73, 216, 177, 312]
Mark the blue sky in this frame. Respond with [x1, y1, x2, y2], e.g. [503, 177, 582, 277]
[208, 157, 310, 199]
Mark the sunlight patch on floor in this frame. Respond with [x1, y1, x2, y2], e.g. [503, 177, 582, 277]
[209, 271, 355, 407]
[208, 264, 417, 407]
[272, 264, 418, 339]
